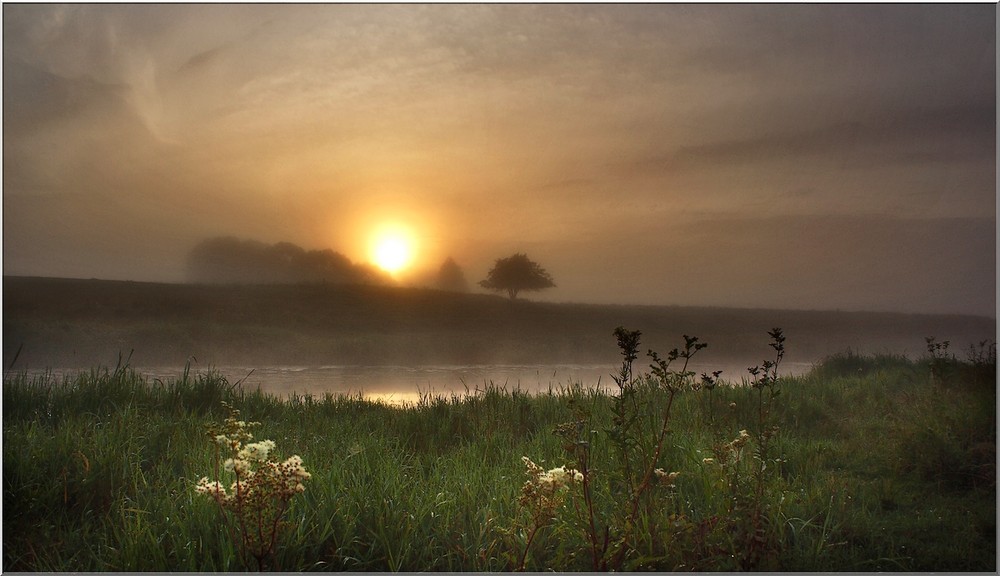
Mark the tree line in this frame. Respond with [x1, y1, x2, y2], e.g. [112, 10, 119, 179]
[187, 237, 556, 300]
[186, 237, 390, 285]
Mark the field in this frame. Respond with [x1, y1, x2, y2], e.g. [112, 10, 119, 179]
[3, 331, 996, 571]
[3, 276, 995, 370]
[3, 276, 996, 571]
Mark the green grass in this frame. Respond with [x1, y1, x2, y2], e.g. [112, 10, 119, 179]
[3, 345, 995, 571]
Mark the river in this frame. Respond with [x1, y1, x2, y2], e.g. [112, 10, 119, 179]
[14, 361, 816, 405]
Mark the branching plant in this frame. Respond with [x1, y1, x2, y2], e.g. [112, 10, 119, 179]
[507, 457, 582, 571]
[964, 339, 996, 389]
[548, 328, 712, 570]
[736, 327, 787, 569]
[195, 402, 311, 570]
[539, 327, 789, 571]
[966, 339, 996, 369]
[925, 336, 956, 386]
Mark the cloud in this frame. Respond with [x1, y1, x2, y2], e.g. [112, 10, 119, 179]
[638, 101, 994, 171]
[175, 44, 226, 75]
[2, 4, 994, 315]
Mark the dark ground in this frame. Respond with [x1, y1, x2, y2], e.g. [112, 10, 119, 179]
[3, 276, 995, 371]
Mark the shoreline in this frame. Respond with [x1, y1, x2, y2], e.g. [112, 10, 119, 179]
[4, 275, 994, 371]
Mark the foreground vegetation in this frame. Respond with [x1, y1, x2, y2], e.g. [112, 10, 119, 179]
[3, 332, 996, 571]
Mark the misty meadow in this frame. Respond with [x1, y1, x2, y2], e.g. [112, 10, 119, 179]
[3, 2, 997, 573]
[3, 276, 997, 571]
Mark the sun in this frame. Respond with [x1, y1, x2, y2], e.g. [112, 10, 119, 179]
[370, 227, 415, 274]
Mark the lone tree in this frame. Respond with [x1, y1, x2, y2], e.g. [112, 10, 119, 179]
[479, 253, 555, 301]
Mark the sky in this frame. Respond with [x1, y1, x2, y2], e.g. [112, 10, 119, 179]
[3, 3, 996, 316]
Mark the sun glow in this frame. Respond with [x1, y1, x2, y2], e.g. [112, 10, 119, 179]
[370, 226, 416, 274]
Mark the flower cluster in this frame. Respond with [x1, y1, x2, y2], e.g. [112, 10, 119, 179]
[703, 429, 752, 469]
[195, 402, 311, 570]
[195, 452, 312, 504]
[519, 457, 582, 522]
[728, 429, 751, 452]
[654, 468, 680, 487]
[213, 439, 278, 477]
[510, 456, 584, 569]
[239, 439, 276, 461]
[195, 477, 229, 501]
[273, 454, 311, 496]
[709, 430, 750, 466]
[212, 407, 258, 452]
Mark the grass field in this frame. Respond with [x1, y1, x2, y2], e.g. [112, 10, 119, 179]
[3, 330, 995, 571]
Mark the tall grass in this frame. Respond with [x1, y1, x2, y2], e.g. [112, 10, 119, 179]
[3, 335, 995, 571]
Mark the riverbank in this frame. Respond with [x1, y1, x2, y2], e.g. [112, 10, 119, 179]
[3, 348, 995, 571]
[4, 276, 994, 370]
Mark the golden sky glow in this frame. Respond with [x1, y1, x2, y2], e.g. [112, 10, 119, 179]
[2, 4, 995, 315]
[370, 224, 416, 275]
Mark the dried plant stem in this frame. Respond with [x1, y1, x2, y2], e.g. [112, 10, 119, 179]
[612, 388, 677, 570]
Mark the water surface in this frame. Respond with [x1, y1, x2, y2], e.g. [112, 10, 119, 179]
[15, 361, 815, 405]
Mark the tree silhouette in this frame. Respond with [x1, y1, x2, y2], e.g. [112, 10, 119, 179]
[437, 257, 469, 292]
[479, 253, 555, 301]
[186, 236, 389, 285]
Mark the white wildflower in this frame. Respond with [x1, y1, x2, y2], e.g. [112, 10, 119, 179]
[230, 479, 254, 498]
[238, 440, 276, 462]
[727, 429, 751, 452]
[546, 466, 568, 485]
[223, 457, 251, 475]
[195, 477, 229, 502]
[197, 404, 311, 568]
[521, 456, 542, 475]
[274, 455, 311, 495]
[654, 468, 680, 486]
[518, 458, 578, 525]
[536, 465, 581, 490]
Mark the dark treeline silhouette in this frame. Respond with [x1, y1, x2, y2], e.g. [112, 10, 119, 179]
[187, 236, 391, 285]
[436, 257, 469, 293]
[5, 276, 995, 370]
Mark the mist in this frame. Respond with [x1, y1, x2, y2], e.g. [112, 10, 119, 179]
[3, 4, 996, 317]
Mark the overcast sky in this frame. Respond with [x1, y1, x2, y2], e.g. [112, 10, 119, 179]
[3, 4, 996, 316]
